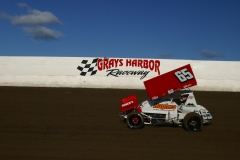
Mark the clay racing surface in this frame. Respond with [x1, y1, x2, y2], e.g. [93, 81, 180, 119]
[0, 87, 239, 160]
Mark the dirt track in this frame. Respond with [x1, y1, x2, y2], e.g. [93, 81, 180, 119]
[0, 87, 239, 160]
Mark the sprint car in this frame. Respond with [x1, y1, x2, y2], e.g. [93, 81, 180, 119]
[119, 64, 213, 132]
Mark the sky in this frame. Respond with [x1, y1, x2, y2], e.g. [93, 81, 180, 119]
[0, 0, 240, 61]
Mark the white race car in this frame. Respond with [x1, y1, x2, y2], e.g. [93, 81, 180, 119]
[119, 64, 213, 132]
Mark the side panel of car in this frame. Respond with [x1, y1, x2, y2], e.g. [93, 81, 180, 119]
[181, 105, 197, 115]
[141, 100, 179, 120]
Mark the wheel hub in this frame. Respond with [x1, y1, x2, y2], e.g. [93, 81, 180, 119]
[131, 117, 139, 124]
[189, 120, 197, 127]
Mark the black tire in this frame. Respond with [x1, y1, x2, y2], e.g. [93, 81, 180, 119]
[126, 112, 144, 129]
[183, 112, 203, 132]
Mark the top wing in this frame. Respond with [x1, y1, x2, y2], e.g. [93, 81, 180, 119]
[143, 64, 197, 100]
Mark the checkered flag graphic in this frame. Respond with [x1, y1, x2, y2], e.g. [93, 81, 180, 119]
[77, 58, 98, 76]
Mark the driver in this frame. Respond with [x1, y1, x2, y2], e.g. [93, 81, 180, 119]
[180, 96, 187, 103]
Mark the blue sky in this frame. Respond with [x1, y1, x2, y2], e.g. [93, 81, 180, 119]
[0, 0, 239, 61]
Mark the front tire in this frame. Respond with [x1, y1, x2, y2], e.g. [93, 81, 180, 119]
[126, 112, 144, 129]
[183, 112, 203, 132]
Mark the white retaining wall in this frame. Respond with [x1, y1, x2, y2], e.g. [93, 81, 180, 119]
[0, 56, 239, 92]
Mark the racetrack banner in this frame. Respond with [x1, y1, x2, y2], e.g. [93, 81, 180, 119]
[76, 57, 161, 80]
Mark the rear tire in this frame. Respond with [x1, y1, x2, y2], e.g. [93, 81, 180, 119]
[183, 112, 203, 132]
[126, 112, 144, 129]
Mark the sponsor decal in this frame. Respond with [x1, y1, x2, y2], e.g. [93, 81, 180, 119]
[142, 101, 148, 105]
[152, 96, 159, 100]
[77, 58, 160, 80]
[183, 84, 192, 88]
[122, 101, 134, 107]
[153, 104, 176, 110]
[168, 89, 174, 94]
